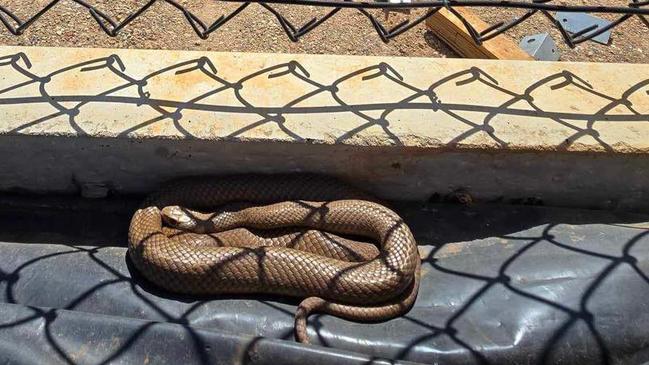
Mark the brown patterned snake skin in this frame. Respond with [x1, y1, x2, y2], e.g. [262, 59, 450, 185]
[128, 174, 421, 344]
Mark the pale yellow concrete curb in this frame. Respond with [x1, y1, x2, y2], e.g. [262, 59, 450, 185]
[0, 46, 647, 210]
[0, 46, 647, 153]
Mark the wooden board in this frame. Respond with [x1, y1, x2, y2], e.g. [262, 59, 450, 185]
[426, 7, 533, 60]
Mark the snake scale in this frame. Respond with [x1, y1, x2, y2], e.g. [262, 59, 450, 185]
[128, 174, 421, 343]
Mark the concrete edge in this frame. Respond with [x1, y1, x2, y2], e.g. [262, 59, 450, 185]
[0, 46, 646, 153]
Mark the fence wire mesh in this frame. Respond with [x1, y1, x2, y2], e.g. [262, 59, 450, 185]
[0, 0, 647, 47]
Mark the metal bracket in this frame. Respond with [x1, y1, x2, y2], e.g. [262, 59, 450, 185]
[520, 32, 560, 61]
[555, 12, 613, 45]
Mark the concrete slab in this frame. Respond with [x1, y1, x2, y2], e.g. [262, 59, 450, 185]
[0, 46, 648, 210]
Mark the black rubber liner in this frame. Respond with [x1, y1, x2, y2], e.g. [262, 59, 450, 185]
[0, 195, 648, 365]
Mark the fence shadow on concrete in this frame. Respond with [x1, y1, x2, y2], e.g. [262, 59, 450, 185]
[0, 52, 647, 152]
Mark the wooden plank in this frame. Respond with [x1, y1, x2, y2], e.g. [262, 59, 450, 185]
[426, 7, 533, 60]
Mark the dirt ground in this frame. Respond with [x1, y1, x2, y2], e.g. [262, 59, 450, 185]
[0, 0, 646, 63]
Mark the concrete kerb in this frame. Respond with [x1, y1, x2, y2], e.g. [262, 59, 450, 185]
[0, 46, 647, 210]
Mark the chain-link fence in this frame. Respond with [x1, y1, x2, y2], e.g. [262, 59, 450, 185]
[0, 0, 648, 47]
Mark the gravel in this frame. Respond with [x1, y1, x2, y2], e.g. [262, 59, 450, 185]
[0, 0, 646, 63]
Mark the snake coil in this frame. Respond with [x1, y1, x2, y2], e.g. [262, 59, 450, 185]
[128, 174, 420, 343]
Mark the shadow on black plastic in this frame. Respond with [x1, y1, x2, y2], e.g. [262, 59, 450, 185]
[0, 200, 648, 364]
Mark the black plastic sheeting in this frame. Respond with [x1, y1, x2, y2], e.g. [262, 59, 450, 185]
[0, 195, 648, 365]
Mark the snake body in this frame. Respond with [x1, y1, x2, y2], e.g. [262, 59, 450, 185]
[128, 174, 421, 343]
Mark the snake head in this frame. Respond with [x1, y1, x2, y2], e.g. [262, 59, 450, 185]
[161, 205, 202, 232]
